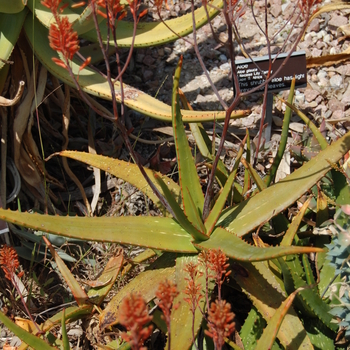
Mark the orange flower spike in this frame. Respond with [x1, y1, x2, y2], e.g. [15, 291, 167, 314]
[48, 16, 80, 66]
[207, 249, 231, 286]
[0, 245, 21, 281]
[119, 293, 153, 350]
[79, 56, 91, 71]
[155, 280, 179, 328]
[183, 262, 203, 313]
[205, 300, 235, 350]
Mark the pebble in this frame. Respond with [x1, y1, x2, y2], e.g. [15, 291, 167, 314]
[219, 54, 228, 62]
[304, 89, 320, 102]
[295, 93, 305, 104]
[317, 70, 328, 80]
[330, 75, 343, 88]
[324, 34, 333, 43]
[219, 62, 231, 71]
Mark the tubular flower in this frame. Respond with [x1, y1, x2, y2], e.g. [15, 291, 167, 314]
[155, 279, 179, 329]
[183, 262, 203, 313]
[0, 245, 22, 281]
[96, 0, 126, 26]
[119, 293, 153, 350]
[205, 300, 235, 350]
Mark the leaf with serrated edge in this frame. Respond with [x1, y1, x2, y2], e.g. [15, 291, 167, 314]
[255, 289, 301, 350]
[60, 150, 181, 212]
[219, 131, 350, 236]
[172, 57, 205, 228]
[23, 17, 249, 123]
[194, 227, 323, 261]
[232, 262, 313, 349]
[0, 211, 198, 253]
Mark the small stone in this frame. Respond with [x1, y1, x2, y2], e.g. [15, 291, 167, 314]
[324, 34, 333, 43]
[157, 48, 164, 57]
[318, 78, 329, 88]
[328, 98, 345, 111]
[317, 70, 328, 80]
[332, 110, 345, 119]
[316, 41, 327, 49]
[219, 54, 228, 61]
[270, 2, 282, 17]
[330, 74, 343, 88]
[219, 62, 231, 71]
[304, 89, 320, 102]
[311, 48, 322, 57]
[143, 70, 154, 81]
[143, 55, 155, 66]
[135, 53, 145, 63]
[316, 30, 327, 39]
[306, 19, 320, 33]
[330, 47, 338, 55]
[329, 15, 348, 28]
[295, 93, 305, 104]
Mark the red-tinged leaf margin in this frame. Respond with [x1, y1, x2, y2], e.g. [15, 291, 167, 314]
[43, 236, 89, 306]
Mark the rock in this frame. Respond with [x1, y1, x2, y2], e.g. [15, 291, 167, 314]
[330, 74, 343, 88]
[306, 19, 320, 32]
[324, 34, 333, 43]
[219, 62, 231, 71]
[332, 110, 345, 119]
[295, 93, 305, 104]
[304, 89, 320, 102]
[341, 83, 350, 105]
[143, 69, 154, 81]
[328, 15, 348, 29]
[219, 54, 228, 62]
[270, 1, 282, 17]
[317, 70, 328, 80]
[195, 94, 208, 103]
[311, 48, 322, 57]
[328, 98, 345, 111]
[143, 55, 156, 66]
[135, 53, 145, 63]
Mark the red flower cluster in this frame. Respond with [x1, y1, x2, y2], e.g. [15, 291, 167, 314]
[155, 279, 179, 329]
[206, 249, 231, 289]
[205, 300, 235, 349]
[0, 245, 22, 281]
[119, 293, 153, 350]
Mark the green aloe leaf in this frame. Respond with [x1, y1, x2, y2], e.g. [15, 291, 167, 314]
[154, 174, 208, 241]
[219, 131, 350, 236]
[204, 137, 245, 234]
[194, 227, 323, 261]
[99, 254, 176, 330]
[23, 16, 249, 122]
[43, 236, 89, 306]
[41, 305, 93, 333]
[0, 9, 27, 71]
[233, 262, 313, 349]
[61, 309, 70, 350]
[172, 57, 205, 231]
[255, 288, 302, 350]
[0, 0, 26, 13]
[265, 78, 295, 186]
[60, 150, 181, 211]
[0, 210, 198, 253]
[0, 311, 57, 349]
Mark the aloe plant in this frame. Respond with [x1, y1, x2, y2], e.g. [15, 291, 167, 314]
[1, 55, 350, 348]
